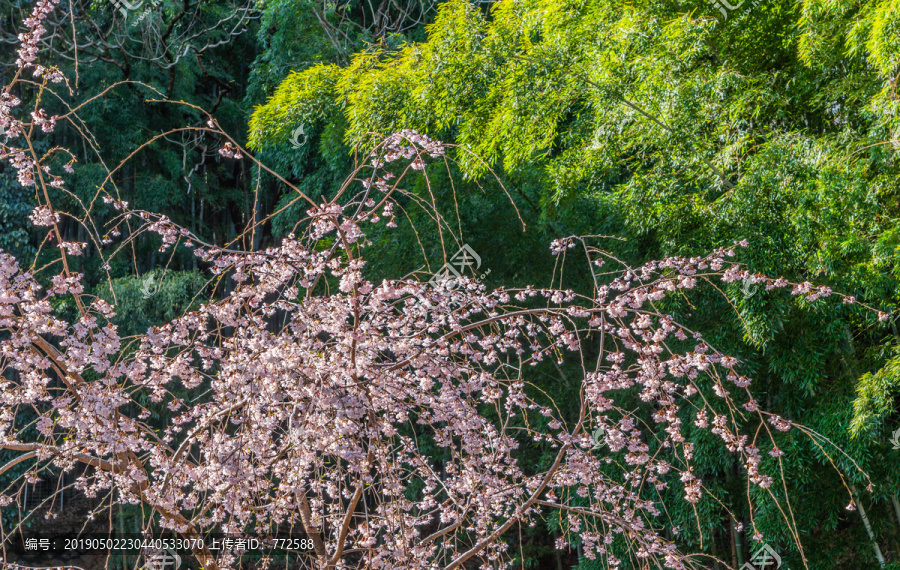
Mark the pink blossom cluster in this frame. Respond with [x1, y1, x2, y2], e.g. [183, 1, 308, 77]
[218, 142, 243, 159]
[1, 0, 69, 201]
[27, 205, 60, 227]
[0, 174, 881, 569]
[16, 0, 60, 69]
[380, 129, 446, 163]
[0, 93, 22, 138]
[724, 265, 889, 320]
[31, 109, 58, 133]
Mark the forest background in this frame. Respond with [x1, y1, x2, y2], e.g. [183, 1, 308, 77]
[2, 0, 900, 568]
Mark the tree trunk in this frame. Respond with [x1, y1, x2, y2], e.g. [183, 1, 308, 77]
[851, 483, 886, 567]
[730, 519, 738, 569]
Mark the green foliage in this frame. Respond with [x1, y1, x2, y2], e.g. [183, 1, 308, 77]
[853, 343, 900, 435]
[96, 269, 211, 337]
[0, 166, 36, 262]
[247, 0, 900, 565]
